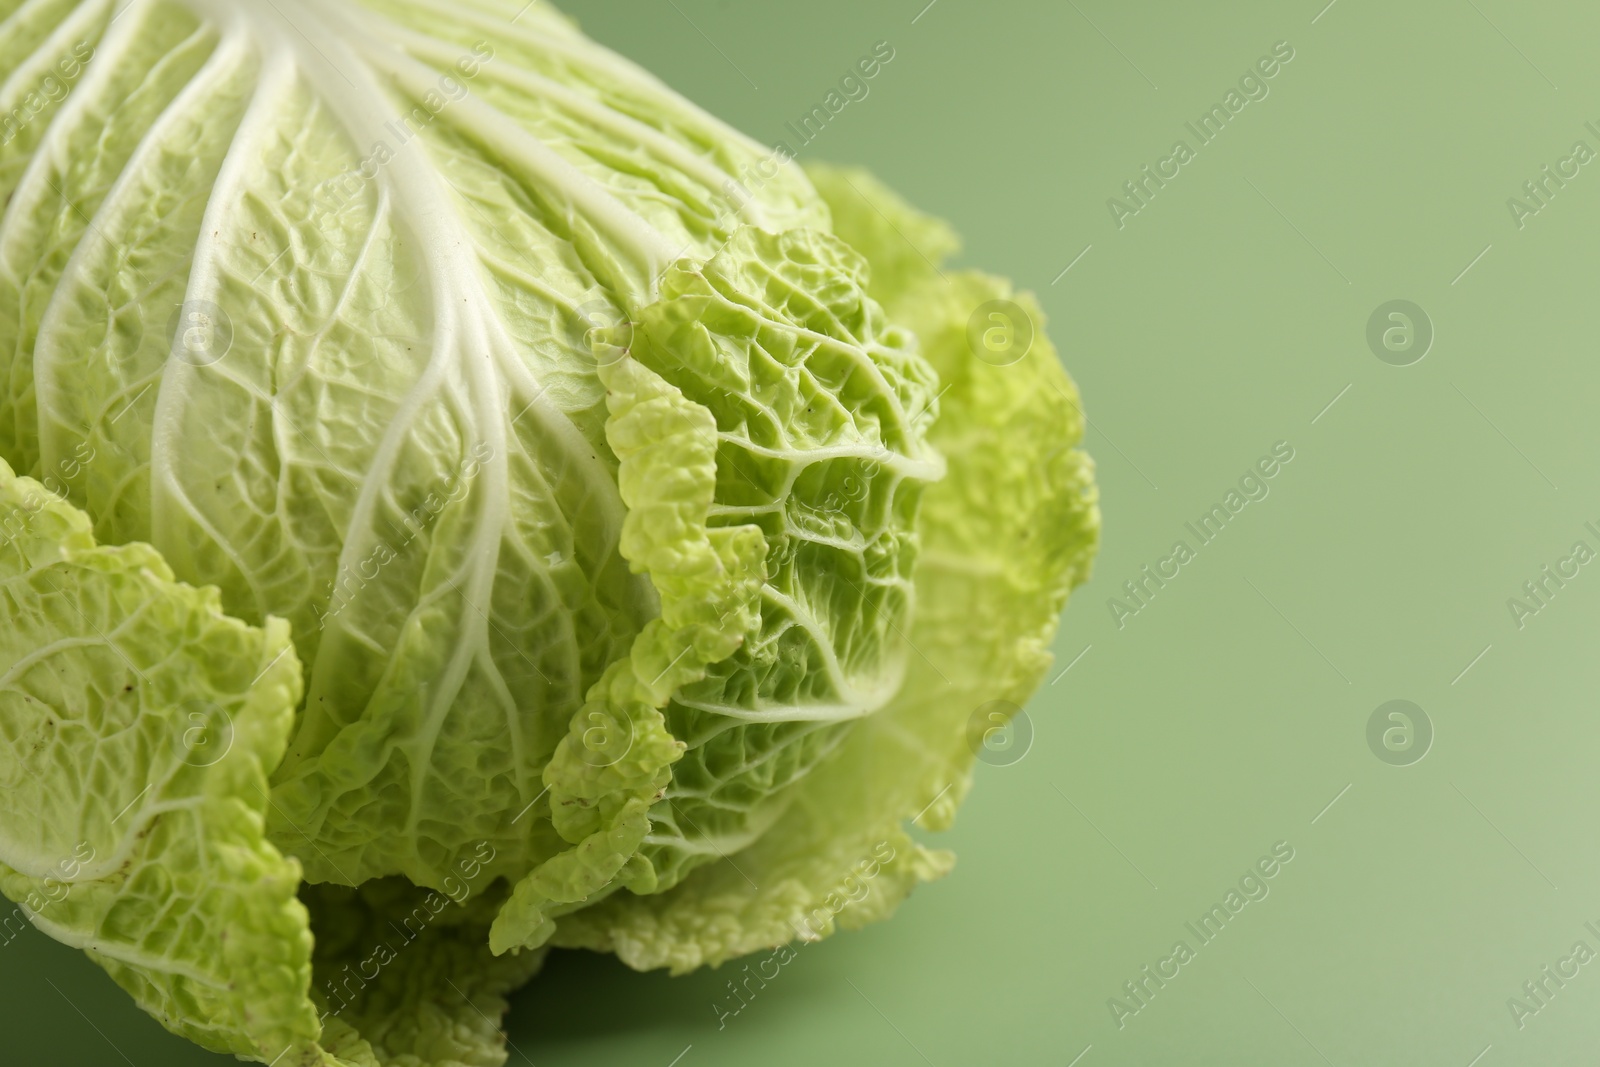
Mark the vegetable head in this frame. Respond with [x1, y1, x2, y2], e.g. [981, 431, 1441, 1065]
[0, 0, 1099, 1063]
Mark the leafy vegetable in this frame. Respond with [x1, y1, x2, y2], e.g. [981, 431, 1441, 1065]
[0, 1, 1099, 1063]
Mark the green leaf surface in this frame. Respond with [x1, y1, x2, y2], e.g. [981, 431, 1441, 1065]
[0, 2, 1100, 1052]
[0, 457, 328, 1062]
[550, 169, 1099, 973]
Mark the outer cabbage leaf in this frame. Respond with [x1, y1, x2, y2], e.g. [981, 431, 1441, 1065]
[489, 351, 766, 954]
[0, 0, 217, 475]
[0, 458, 337, 1062]
[0, 0, 1100, 1046]
[0, 0, 830, 906]
[0, 459, 545, 1066]
[620, 227, 944, 890]
[550, 168, 1099, 972]
[491, 225, 944, 953]
[804, 165, 961, 308]
[0, 0, 114, 207]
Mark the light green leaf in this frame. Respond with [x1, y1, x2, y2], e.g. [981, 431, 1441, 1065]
[0, 2, 1100, 1049]
[621, 226, 944, 891]
[1, 0, 216, 477]
[551, 174, 1099, 973]
[803, 164, 961, 307]
[0, 457, 330, 1062]
[494, 224, 948, 953]
[489, 350, 766, 954]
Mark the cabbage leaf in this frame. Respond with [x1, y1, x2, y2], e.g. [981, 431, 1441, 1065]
[0, 2, 1098, 1062]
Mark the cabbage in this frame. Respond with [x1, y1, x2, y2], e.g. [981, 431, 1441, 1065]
[0, 0, 1099, 1063]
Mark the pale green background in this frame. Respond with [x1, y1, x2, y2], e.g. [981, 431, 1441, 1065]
[9, 0, 1600, 1064]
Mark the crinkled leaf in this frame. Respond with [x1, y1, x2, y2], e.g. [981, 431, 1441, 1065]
[551, 170, 1098, 972]
[489, 352, 766, 953]
[0, 458, 336, 1062]
[493, 225, 947, 953]
[0, 0, 1099, 1045]
[0, 459, 547, 1066]
[0, 0, 825, 904]
[621, 227, 944, 892]
[803, 164, 961, 307]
